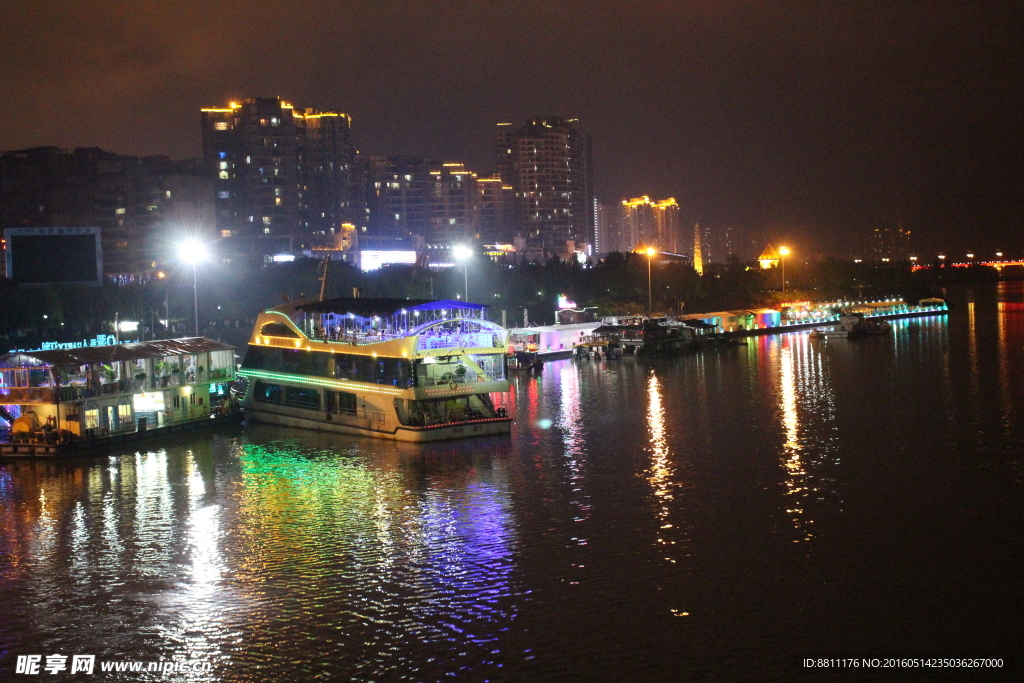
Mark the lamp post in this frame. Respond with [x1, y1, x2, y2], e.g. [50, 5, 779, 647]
[778, 246, 790, 294]
[646, 247, 657, 314]
[177, 240, 208, 337]
[453, 245, 472, 302]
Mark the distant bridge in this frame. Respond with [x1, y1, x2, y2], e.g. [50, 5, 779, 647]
[911, 260, 1024, 272]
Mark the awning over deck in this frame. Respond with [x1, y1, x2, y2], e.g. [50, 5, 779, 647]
[295, 297, 486, 318]
[0, 338, 235, 368]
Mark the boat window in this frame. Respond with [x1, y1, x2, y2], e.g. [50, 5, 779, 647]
[260, 322, 300, 338]
[252, 380, 322, 410]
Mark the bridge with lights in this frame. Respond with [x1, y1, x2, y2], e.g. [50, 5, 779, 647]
[911, 259, 1024, 272]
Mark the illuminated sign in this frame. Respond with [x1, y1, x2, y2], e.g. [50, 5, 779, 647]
[272, 253, 296, 262]
[132, 391, 165, 413]
[360, 250, 417, 271]
[117, 321, 139, 332]
[557, 295, 577, 310]
[37, 335, 117, 351]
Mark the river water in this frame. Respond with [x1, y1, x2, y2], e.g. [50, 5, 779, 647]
[2, 283, 1023, 681]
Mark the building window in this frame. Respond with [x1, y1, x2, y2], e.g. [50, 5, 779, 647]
[115, 207, 125, 215]
[262, 216, 271, 225]
[214, 122, 229, 131]
[116, 241, 128, 250]
[263, 227, 271, 234]
[219, 171, 229, 180]
[165, 190, 171, 199]
[219, 161, 228, 170]
[221, 230, 233, 238]
[275, 197, 282, 206]
[218, 190, 230, 199]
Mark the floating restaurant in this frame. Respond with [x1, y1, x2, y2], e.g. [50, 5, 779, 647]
[0, 338, 237, 457]
[237, 297, 513, 442]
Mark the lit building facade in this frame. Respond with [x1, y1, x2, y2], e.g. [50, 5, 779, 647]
[201, 98, 361, 258]
[428, 162, 477, 241]
[365, 156, 431, 237]
[619, 196, 681, 253]
[475, 174, 513, 244]
[496, 118, 593, 254]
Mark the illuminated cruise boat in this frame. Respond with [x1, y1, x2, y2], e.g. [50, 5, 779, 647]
[238, 298, 512, 441]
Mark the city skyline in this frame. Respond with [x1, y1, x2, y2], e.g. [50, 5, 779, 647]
[1, 2, 1021, 256]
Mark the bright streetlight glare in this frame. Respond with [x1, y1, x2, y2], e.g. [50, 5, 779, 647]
[645, 247, 656, 256]
[779, 246, 790, 256]
[178, 239, 208, 264]
[452, 245, 472, 261]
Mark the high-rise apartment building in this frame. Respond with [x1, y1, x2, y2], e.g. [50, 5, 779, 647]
[365, 156, 431, 237]
[475, 174, 514, 244]
[496, 118, 593, 254]
[201, 98, 361, 258]
[595, 200, 621, 254]
[366, 158, 492, 245]
[428, 162, 476, 241]
[618, 196, 681, 253]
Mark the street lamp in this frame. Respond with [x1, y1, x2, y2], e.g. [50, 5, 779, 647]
[452, 245, 472, 302]
[778, 246, 790, 294]
[646, 247, 657, 314]
[177, 239, 208, 337]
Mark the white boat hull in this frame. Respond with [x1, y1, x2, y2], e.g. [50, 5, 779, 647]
[243, 407, 512, 442]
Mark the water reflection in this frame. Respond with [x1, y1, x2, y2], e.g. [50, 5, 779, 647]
[555, 363, 591, 530]
[646, 372, 672, 532]
[775, 334, 840, 541]
[229, 439, 518, 678]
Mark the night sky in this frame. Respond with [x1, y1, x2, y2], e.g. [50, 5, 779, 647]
[1, 1, 1021, 256]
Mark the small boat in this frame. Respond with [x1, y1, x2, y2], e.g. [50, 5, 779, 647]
[810, 313, 891, 340]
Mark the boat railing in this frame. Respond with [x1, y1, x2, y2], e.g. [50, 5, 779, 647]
[1, 386, 57, 403]
[417, 371, 499, 387]
[307, 331, 412, 345]
[405, 406, 509, 428]
[417, 333, 501, 350]
[100, 379, 132, 396]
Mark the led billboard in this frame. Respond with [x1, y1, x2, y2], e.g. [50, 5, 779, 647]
[359, 250, 417, 272]
[3, 227, 103, 285]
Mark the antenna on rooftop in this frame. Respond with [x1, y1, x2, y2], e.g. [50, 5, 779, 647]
[318, 255, 330, 302]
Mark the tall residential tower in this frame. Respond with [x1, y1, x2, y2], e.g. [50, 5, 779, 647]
[496, 118, 593, 255]
[201, 97, 362, 259]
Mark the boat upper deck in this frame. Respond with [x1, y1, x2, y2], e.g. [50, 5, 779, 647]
[251, 298, 507, 356]
[1, 338, 237, 406]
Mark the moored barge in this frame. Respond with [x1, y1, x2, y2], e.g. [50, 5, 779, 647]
[0, 338, 238, 457]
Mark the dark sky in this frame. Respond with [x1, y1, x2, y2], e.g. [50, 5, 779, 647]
[2, 1, 1021, 256]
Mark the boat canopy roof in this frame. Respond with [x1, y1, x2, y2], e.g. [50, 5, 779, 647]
[295, 297, 486, 318]
[0, 337, 234, 368]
